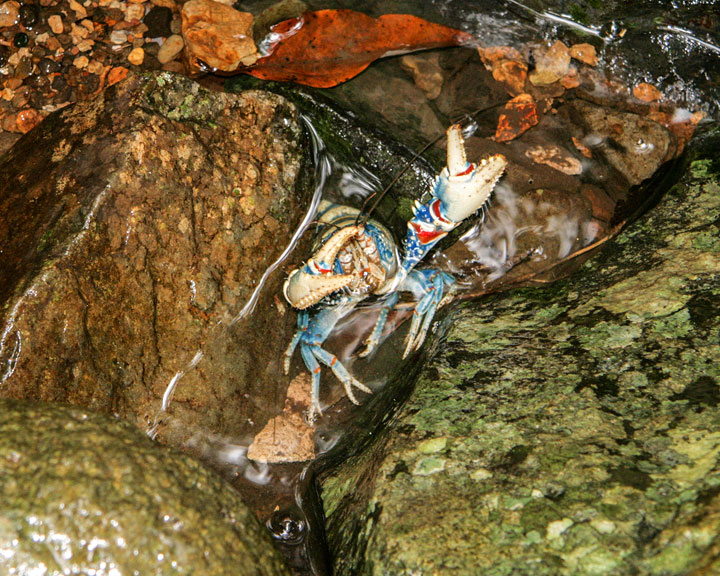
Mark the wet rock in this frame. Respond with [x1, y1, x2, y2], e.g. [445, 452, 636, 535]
[157, 33, 184, 63]
[0, 399, 289, 575]
[320, 130, 720, 575]
[181, 0, 257, 71]
[0, 71, 311, 451]
[574, 100, 673, 185]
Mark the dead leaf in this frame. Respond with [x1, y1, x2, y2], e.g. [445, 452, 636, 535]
[107, 66, 128, 86]
[569, 43, 598, 66]
[237, 9, 473, 87]
[182, 0, 257, 71]
[529, 41, 571, 86]
[494, 93, 539, 142]
[525, 144, 583, 175]
[572, 136, 593, 158]
[632, 82, 663, 102]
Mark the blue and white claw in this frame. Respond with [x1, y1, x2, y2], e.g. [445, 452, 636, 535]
[283, 125, 507, 418]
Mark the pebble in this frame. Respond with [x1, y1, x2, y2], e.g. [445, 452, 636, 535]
[125, 3, 145, 21]
[13, 32, 29, 47]
[16, 108, 42, 133]
[0, 1, 19, 28]
[110, 29, 128, 44]
[37, 57, 61, 75]
[73, 55, 89, 69]
[68, 0, 86, 19]
[143, 5, 171, 37]
[157, 33, 183, 63]
[18, 3, 39, 28]
[48, 14, 63, 34]
[127, 46, 144, 65]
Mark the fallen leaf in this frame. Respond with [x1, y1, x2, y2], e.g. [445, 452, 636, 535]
[569, 43, 598, 66]
[494, 93, 539, 142]
[632, 82, 663, 102]
[107, 66, 128, 86]
[529, 41, 571, 86]
[237, 9, 473, 87]
[525, 144, 583, 175]
[572, 135, 593, 158]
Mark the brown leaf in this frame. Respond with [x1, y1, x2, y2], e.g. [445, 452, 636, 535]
[107, 66, 128, 86]
[238, 10, 473, 87]
[494, 93, 538, 142]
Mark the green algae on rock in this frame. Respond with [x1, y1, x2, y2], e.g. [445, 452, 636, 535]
[320, 129, 720, 575]
[0, 399, 289, 576]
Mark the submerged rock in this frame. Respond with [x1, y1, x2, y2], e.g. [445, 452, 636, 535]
[320, 129, 720, 575]
[0, 399, 289, 575]
[0, 71, 311, 449]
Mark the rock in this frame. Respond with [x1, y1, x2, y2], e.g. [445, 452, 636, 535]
[247, 373, 316, 463]
[574, 101, 672, 185]
[128, 46, 145, 65]
[400, 52, 444, 100]
[144, 6, 173, 37]
[0, 0, 19, 28]
[319, 132, 720, 575]
[0, 399, 289, 575]
[157, 33, 184, 64]
[181, 0, 258, 71]
[633, 82, 663, 102]
[47, 13, 64, 34]
[15, 107, 42, 133]
[0, 71, 311, 453]
[529, 40, 572, 86]
[569, 43, 598, 66]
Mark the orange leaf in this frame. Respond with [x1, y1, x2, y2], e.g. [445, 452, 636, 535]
[240, 10, 473, 88]
[494, 94, 539, 142]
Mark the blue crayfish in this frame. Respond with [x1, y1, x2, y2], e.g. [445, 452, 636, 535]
[283, 125, 506, 420]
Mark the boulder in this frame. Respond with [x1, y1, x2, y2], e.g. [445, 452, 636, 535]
[320, 130, 720, 575]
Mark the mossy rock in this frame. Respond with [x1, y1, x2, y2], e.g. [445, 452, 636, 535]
[0, 399, 289, 576]
[320, 128, 720, 575]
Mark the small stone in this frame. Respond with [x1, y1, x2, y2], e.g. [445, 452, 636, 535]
[181, 0, 258, 71]
[110, 29, 128, 44]
[529, 40, 571, 86]
[87, 59, 105, 74]
[0, 44, 9, 66]
[13, 32, 28, 47]
[151, 0, 176, 7]
[18, 3, 38, 28]
[127, 46, 144, 65]
[47, 14, 63, 34]
[633, 82, 663, 102]
[76, 39, 94, 52]
[546, 518, 573, 540]
[73, 54, 89, 68]
[0, 1, 19, 28]
[2, 112, 18, 132]
[125, 3, 145, 21]
[569, 43, 598, 66]
[143, 5, 172, 37]
[68, 0, 86, 19]
[37, 57, 60, 74]
[157, 33, 183, 63]
[16, 108, 42, 133]
[400, 53, 444, 100]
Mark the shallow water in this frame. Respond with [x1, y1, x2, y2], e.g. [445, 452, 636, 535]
[207, 2, 717, 574]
